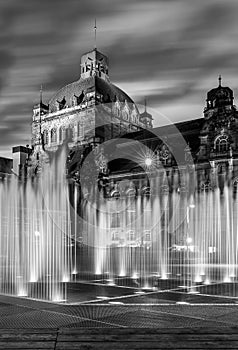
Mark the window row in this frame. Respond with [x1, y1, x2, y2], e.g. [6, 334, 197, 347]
[43, 123, 84, 145]
[111, 230, 151, 242]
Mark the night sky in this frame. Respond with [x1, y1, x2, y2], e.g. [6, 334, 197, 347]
[1, 0, 238, 157]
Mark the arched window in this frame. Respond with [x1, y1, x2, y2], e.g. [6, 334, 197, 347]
[43, 130, 49, 145]
[200, 181, 212, 192]
[126, 187, 136, 198]
[51, 128, 57, 143]
[214, 135, 229, 153]
[141, 186, 151, 197]
[59, 126, 65, 142]
[65, 126, 74, 141]
[78, 122, 84, 138]
[110, 189, 120, 199]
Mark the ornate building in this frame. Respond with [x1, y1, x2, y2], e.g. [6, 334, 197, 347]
[27, 46, 238, 185]
[29, 48, 152, 176]
[105, 75, 238, 192]
[7, 46, 238, 244]
[4, 46, 238, 281]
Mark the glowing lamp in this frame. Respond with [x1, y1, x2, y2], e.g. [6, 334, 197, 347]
[145, 157, 152, 167]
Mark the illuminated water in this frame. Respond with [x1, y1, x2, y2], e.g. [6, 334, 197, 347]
[79, 166, 238, 296]
[0, 154, 238, 302]
[0, 149, 72, 301]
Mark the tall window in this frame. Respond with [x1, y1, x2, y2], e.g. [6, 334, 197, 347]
[66, 126, 74, 141]
[43, 130, 49, 145]
[51, 128, 57, 143]
[214, 135, 229, 152]
[78, 122, 84, 138]
[111, 212, 121, 228]
[111, 231, 119, 241]
[59, 126, 63, 142]
[127, 230, 135, 241]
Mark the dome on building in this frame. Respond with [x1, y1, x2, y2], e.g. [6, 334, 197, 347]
[48, 75, 137, 113]
[31, 47, 152, 151]
[206, 76, 234, 111]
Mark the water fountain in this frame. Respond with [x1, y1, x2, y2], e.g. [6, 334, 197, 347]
[0, 144, 238, 303]
[0, 148, 72, 301]
[75, 162, 238, 298]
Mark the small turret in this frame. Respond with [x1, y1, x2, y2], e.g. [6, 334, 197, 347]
[139, 100, 153, 129]
[32, 86, 49, 147]
[80, 48, 109, 81]
[204, 76, 234, 118]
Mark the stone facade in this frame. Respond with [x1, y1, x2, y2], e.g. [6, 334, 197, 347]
[25, 48, 238, 199]
[102, 77, 238, 197]
[29, 48, 152, 176]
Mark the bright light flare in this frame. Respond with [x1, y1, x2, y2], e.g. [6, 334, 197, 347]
[17, 289, 28, 297]
[29, 277, 38, 283]
[131, 272, 139, 279]
[119, 269, 126, 277]
[161, 273, 168, 280]
[95, 268, 102, 275]
[224, 276, 231, 283]
[194, 276, 203, 283]
[145, 157, 153, 167]
[62, 275, 70, 283]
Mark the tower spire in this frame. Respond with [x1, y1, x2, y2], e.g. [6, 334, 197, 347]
[40, 85, 43, 104]
[144, 97, 147, 112]
[94, 18, 97, 49]
[218, 75, 222, 87]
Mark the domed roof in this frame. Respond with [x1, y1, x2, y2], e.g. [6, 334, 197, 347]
[206, 76, 234, 109]
[207, 85, 233, 101]
[48, 76, 137, 113]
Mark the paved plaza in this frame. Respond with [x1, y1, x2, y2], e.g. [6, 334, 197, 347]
[0, 282, 238, 348]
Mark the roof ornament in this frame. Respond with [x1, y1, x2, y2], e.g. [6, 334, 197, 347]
[40, 85, 43, 104]
[218, 75, 222, 87]
[94, 18, 97, 49]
